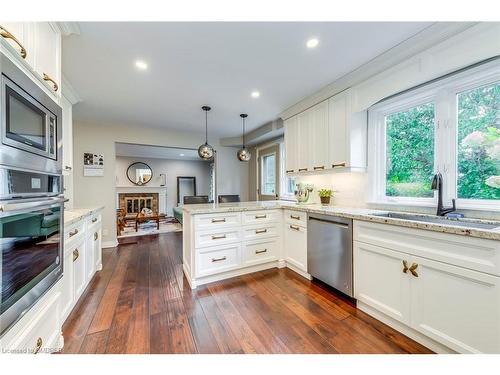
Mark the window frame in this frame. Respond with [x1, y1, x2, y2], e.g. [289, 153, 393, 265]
[368, 60, 500, 211]
[260, 150, 277, 196]
[279, 141, 296, 200]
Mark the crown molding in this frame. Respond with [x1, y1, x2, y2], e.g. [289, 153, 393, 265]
[61, 75, 82, 105]
[56, 22, 81, 36]
[279, 22, 478, 120]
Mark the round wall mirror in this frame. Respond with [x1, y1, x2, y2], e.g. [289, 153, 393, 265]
[127, 162, 153, 185]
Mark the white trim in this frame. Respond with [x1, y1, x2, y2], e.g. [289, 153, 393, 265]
[61, 75, 82, 105]
[55, 22, 81, 36]
[102, 240, 118, 248]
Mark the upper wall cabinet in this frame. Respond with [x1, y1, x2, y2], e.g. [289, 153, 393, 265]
[0, 22, 61, 100]
[284, 88, 367, 175]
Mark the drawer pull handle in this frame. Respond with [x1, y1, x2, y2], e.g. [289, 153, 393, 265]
[94, 232, 99, 241]
[69, 229, 79, 238]
[409, 263, 419, 277]
[255, 249, 267, 254]
[255, 229, 267, 234]
[298, 168, 308, 172]
[211, 218, 226, 223]
[211, 234, 226, 240]
[290, 215, 301, 220]
[92, 218, 98, 223]
[212, 256, 227, 262]
[286, 169, 294, 173]
[43, 73, 59, 92]
[64, 165, 72, 171]
[332, 162, 347, 168]
[402, 260, 409, 273]
[34, 337, 43, 354]
[254, 214, 267, 219]
[73, 249, 79, 262]
[0, 25, 27, 59]
[289, 224, 300, 231]
[313, 166, 325, 170]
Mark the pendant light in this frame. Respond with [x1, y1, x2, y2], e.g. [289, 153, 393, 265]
[198, 106, 215, 160]
[237, 113, 251, 162]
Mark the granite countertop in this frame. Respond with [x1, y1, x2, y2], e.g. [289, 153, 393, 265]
[64, 206, 104, 225]
[183, 201, 500, 241]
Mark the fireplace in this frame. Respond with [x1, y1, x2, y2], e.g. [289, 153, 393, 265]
[118, 193, 159, 216]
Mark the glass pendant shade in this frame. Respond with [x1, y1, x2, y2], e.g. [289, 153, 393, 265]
[237, 113, 251, 162]
[198, 106, 214, 160]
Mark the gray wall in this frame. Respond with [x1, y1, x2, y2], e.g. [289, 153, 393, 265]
[73, 120, 248, 245]
[115, 156, 211, 216]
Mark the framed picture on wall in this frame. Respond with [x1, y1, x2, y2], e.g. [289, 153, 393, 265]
[83, 152, 104, 176]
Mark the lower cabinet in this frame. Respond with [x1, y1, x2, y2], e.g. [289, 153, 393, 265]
[72, 238, 86, 301]
[354, 221, 500, 354]
[60, 249, 75, 321]
[283, 222, 307, 274]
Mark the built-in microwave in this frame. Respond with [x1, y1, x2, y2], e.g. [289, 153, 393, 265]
[0, 51, 62, 174]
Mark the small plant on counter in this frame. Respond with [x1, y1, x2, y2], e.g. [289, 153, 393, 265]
[318, 189, 334, 205]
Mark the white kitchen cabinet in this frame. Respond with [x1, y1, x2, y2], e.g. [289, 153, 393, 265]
[328, 91, 349, 167]
[71, 238, 86, 301]
[85, 233, 96, 282]
[354, 241, 411, 325]
[410, 255, 500, 354]
[0, 22, 33, 65]
[284, 116, 298, 174]
[308, 100, 329, 172]
[61, 95, 73, 173]
[93, 228, 103, 271]
[284, 222, 307, 274]
[296, 109, 311, 173]
[33, 22, 61, 95]
[60, 249, 75, 322]
[353, 220, 500, 353]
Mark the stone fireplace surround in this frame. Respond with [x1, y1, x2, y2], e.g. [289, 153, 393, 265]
[116, 187, 168, 217]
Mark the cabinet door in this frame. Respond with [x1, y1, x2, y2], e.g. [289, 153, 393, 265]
[284, 223, 307, 272]
[353, 241, 411, 325]
[60, 249, 75, 321]
[85, 235, 95, 282]
[284, 116, 298, 174]
[94, 228, 102, 270]
[33, 22, 61, 95]
[328, 91, 349, 167]
[297, 109, 311, 173]
[308, 100, 329, 171]
[72, 242, 86, 300]
[61, 95, 73, 173]
[410, 255, 500, 353]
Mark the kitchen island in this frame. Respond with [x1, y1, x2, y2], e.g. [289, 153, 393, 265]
[183, 201, 500, 354]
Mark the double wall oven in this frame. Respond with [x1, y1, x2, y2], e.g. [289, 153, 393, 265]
[0, 51, 63, 336]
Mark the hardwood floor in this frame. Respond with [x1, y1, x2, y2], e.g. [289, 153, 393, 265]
[61, 232, 433, 354]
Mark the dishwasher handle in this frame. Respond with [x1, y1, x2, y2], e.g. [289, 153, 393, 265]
[308, 216, 350, 229]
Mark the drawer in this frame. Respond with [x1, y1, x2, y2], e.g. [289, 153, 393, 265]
[284, 209, 307, 227]
[6, 292, 61, 354]
[196, 244, 241, 276]
[64, 219, 85, 246]
[242, 224, 279, 241]
[242, 210, 280, 226]
[195, 227, 240, 248]
[243, 238, 278, 266]
[354, 220, 500, 276]
[194, 212, 241, 231]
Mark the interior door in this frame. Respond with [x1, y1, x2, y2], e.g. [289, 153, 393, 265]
[257, 144, 280, 201]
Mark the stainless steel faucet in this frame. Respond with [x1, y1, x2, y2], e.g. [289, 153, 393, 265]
[431, 172, 456, 216]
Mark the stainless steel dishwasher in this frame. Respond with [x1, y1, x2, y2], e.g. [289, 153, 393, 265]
[307, 214, 353, 297]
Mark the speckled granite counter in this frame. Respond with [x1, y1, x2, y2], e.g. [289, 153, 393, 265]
[64, 206, 104, 226]
[183, 201, 500, 241]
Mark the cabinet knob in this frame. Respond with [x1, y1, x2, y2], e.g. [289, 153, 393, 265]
[94, 232, 98, 241]
[402, 260, 409, 273]
[43, 73, 59, 92]
[409, 263, 419, 277]
[0, 25, 27, 58]
[34, 337, 43, 354]
[73, 249, 79, 262]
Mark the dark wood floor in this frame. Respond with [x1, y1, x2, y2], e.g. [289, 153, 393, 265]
[61, 232, 432, 354]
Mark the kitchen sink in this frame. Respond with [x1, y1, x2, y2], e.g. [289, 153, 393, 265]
[371, 212, 500, 230]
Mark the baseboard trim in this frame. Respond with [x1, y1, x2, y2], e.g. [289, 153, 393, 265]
[356, 301, 454, 354]
[285, 262, 312, 280]
[102, 240, 118, 248]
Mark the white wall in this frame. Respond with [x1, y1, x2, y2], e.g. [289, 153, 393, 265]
[115, 156, 211, 215]
[73, 120, 249, 246]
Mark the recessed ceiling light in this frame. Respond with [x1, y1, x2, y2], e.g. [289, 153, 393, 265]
[135, 60, 148, 70]
[251, 91, 260, 98]
[179, 153, 185, 157]
[306, 38, 319, 49]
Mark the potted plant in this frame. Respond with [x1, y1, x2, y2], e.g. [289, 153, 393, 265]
[318, 189, 333, 205]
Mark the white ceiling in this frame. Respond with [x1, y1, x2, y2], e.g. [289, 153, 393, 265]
[63, 22, 433, 137]
[115, 142, 201, 161]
